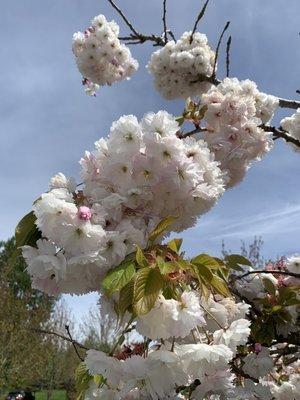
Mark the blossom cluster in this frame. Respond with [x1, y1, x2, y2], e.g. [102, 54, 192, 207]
[201, 78, 278, 187]
[84, 291, 255, 400]
[22, 111, 225, 295]
[281, 108, 300, 152]
[147, 31, 215, 100]
[72, 15, 138, 95]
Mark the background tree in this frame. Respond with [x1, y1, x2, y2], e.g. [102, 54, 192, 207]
[0, 238, 55, 392]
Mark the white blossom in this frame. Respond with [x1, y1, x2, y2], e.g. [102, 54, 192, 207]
[136, 291, 206, 340]
[213, 319, 251, 354]
[72, 14, 138, 95]
[243, 347, 274, 378]
[147, 32, 215, 99]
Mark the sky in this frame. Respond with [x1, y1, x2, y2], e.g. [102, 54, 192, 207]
[1, 0, 299, 323]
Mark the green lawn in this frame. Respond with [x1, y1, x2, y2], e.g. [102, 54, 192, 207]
[1, 390, 66, 400]
[35, 390, 66, 400]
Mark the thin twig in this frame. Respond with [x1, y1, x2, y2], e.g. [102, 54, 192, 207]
[162, 0, 168, 44]
[31, 328, 89, 350]
[226, 36, 232, 77]
[190, 0, 210, 44]
[260, 124, 300, 148]
[168, 30, 176, 42]
[107, 0, 140, 37]
[233, 270, 300, 281]
[212, 21, 230, 77]
[65, 325, 84, 361]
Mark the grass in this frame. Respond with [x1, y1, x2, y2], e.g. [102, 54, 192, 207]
[1, 389, 66, 400]
[34, 391, 66, 400]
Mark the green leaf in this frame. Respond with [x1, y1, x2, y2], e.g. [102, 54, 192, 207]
[192, 253, 220, 269]
[197, 105, 208, 120]
[148, 216, 178, 242]
[167, 238, 183, 253]
[133, 267, 164, 316]
[192, 263, 214, 283]
[263, 278, 276, 296]
[251, 319, 275, 345]
[225, 254, 252, 267]
[157, 259, 177, 275]
[210, 276, 230, 297]
[272, 305, 283, 313]
[118, 280, 134, 316]
[135, 245, 148, 268]
[163, 284, 181, 300]
[75, 362, 93, 400]
[93, 375, 105, 387]
[102, 260, 136, 294]
[175, 116, 185, 126]
[15, 211, 41, 249]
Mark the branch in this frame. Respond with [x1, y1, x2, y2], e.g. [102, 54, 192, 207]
[107, 0, 140, 37]
[162, 0, 168, 44]
[278, 98, 300, 110]
[233, 269, 300, 281]
[260, 124, 300, 148]
[190, 0, 210, 44]
[31, 328, 90, 351]
[212, 21, 230, 77]
[226, 36, 232, 78]
[65, 324, 84, 361]
[119, 33, 165, 46]
[177, 126, 208, 139]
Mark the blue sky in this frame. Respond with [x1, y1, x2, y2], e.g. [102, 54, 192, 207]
[1, 0, 299, 322]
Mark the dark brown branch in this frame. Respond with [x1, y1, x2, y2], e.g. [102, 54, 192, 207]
[177, 126, 208, 139]
[162, 0, 168, 44]
[168, 30, 176, 42]
[233, 269, 300, 281]
[260, 124, 300, 148]
[107, 0, 140, 37]
[278, 98, 300, 110]
[65, 324, 84, 361]
[119, 34, 165, 46]
[190, 0, 210, 44]
[32, 328, 89, 351]
[212, 21, 230, 77]
[226, 36, 232, 77]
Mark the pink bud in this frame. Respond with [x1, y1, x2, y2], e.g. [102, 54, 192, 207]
[254, 343, 262, 353]
[77, 206, 92, 221]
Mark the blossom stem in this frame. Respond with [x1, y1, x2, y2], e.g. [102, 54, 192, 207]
[199, 304, 225, 330]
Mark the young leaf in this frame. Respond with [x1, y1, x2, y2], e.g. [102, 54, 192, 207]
[192, 253, 220, 269]
[148, 216, 178, 242]
[262, 278, 276, 296]
[157, 260, 177, 275]
[192, 263, 214, 283]
[167, 238, 183, 253]
[210, 276, 230, 297]
[15, 211, 41, 249]
[135, 245, 148, 268]
[102, 260, 136, 294]
[133, 267, 164, 316]
[225, 254, 252, 267]
[75, 362, 93, 400]
[118, 280, 134, 316]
